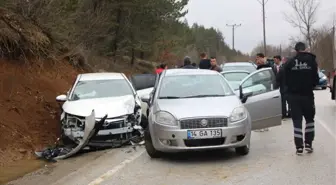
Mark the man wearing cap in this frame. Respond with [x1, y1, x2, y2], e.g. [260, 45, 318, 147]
[283, 42, 319, 155]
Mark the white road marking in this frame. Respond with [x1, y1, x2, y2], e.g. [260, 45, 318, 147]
[315, 116, 336, 141]
[87, 150, 145, 185]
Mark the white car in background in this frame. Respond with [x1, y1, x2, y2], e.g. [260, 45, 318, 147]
[56, 73, 155, 147]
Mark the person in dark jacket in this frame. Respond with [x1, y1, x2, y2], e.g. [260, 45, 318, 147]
[283, 42, 319, 155]
[256, 53, 272, 70]
[182, 56, 197, 69]
[275, 56, 291, 119]
[273, 55, 282, 75]
[198, 52, 211, 69]
[210, 57, 222, 72]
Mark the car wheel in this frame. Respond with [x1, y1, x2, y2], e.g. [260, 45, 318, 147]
[144, 129, 162, 158]
[322, 87, 327, 90]
[235, 145, 250, 156]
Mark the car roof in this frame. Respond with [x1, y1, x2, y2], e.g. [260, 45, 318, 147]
[79, 72, 125, 81]
[164, 69, 219, 76]
[224, 62, 254, 66]
[221, 70, 250, 74]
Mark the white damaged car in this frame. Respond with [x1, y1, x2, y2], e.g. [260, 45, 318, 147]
[56, 72, 155, 148]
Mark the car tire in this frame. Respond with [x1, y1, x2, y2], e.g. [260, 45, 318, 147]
[322, 87, 327, 90]
[144, 128, 162, 158]
[235, 145, 250, 156]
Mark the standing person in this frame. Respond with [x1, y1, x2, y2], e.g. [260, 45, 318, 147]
[155, 65, 162, 74]
[199, 52, 211, 69]
[160, 63, 168, 70]
[210, 57, 223, 72]
[283, 42, 319, 155]
[274, 55, 290, 119]
[273, 55, 282, 75]
[280, 56, 292, 118]
[182, 56, 197, 69]
[155, 63, 167, 74]
[256, 53, 272, 69]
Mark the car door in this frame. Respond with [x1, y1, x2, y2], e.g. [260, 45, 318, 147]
[239, 68, 282, 130]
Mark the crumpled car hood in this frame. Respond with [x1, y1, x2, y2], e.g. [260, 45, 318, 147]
[62, 95, 135, 118]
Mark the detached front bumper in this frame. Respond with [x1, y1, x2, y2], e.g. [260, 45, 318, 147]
[150, 119, 251, 152]
[63, 114, 139, 142]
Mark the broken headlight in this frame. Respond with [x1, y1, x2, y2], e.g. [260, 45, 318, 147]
[63, 113, 85, 129]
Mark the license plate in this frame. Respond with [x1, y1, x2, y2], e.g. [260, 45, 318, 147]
[187, 129, 222, 139]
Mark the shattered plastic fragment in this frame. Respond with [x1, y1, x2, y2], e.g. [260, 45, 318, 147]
[54, 110, 99, 160]
[35, 110, 146, 161]
[133, 125, 142, 130]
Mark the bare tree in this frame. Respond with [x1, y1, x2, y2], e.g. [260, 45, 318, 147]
[284, 0, 320, 48]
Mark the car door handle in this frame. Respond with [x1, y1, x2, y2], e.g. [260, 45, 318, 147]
[272, 96, 280, 98]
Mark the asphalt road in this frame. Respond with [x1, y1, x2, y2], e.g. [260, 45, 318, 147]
[6, 90, 336, 185]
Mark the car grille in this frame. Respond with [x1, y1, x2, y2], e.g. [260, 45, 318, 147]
[180, 117, 228, 129]
[100, 119, 126, 130]
[184, 138, 225, 147]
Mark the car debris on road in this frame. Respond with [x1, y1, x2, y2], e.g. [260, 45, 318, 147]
[35, 110, 146, 162]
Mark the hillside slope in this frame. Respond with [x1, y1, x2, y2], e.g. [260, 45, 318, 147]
[0, 60, 83, 167]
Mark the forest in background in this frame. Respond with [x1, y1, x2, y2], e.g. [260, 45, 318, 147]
[0, 0, 248, 70]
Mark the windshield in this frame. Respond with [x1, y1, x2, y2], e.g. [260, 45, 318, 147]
[69, 79, 133, 101]
[158, 74, 234, 99]
[223, 65, 256, 73]
[222, 72, 249, 90]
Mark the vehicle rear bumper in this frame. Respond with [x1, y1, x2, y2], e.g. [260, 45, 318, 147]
[150, 119, 251, 152]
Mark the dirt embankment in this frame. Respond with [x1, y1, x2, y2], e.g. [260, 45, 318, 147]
[0, 8, 155, 182]
[0, 60, 83, 167]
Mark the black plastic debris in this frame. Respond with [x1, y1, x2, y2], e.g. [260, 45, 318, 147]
[35, 147, 72, 162]
[34, 110, 145, 162]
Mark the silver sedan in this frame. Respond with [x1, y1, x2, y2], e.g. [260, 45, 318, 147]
[139, 68, 282, 158]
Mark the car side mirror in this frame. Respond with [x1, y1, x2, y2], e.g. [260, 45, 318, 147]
[239, 86, 253, 103]
[56, 94, 67, 102]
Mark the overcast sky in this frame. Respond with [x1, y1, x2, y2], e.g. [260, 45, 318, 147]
[185, 0, 336, 54]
